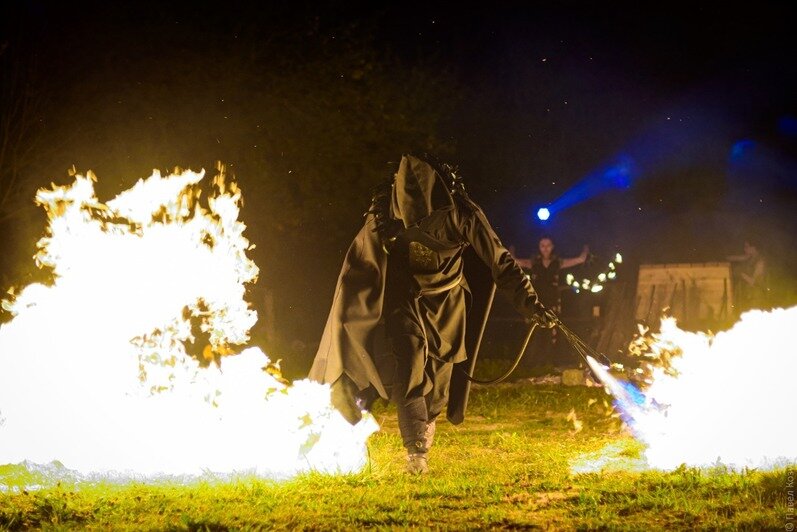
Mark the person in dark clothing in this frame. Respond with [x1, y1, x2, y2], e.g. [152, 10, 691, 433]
[516, 237, 588, 365]
[517, 236, 589, 310]
[728, 239, 769, 312]
[309, 154, 554, 474]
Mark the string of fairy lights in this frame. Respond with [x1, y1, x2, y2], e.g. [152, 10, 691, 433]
[565, 253, 623, 294]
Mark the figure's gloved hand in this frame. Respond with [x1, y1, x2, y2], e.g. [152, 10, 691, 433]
[532, 301, 558, 329]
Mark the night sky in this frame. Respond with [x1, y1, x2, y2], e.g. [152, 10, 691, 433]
[2, 1, 795, 360]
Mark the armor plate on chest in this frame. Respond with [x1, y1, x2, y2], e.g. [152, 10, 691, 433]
[408, 241, 437, 272]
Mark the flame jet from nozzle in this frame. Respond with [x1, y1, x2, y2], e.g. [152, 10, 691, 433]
[582, 308, 797, 471]
[585, 355, 649, 430]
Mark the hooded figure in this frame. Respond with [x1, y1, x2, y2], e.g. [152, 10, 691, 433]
[310, 154, 550, 473]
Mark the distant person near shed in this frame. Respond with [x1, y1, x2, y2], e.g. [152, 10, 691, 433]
[727, 239, 769, 312]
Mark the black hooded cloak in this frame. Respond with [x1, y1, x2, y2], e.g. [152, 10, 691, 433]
[309, 155, 541, 421]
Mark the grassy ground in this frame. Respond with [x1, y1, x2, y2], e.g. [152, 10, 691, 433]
[0, 384, 789, 530]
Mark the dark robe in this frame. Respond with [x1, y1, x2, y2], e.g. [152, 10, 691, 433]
[309, 155, 541, 422]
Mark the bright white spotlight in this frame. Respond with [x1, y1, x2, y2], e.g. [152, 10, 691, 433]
[536, 207, 550, 221]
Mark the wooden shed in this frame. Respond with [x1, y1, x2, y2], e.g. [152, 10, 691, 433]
[635, 262, 733, 329]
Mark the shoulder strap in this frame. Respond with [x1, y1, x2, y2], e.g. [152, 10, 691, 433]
[366, 178, 402, 253]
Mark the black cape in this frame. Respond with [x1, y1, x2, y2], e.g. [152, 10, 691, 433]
[309, 155, 540, 422]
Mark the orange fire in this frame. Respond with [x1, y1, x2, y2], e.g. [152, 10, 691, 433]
[0, 167, 377, 478]
[578, 307, 797, 472]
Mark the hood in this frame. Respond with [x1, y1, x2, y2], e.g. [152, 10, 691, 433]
[391, 154, 455, 228]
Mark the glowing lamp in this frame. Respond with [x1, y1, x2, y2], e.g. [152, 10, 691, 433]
[536, 207, 550, 221]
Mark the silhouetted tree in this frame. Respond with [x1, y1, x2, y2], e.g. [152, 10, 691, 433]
[0, 36, 44, 223]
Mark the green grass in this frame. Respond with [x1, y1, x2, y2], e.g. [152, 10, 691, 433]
[0, 384, 789, 530]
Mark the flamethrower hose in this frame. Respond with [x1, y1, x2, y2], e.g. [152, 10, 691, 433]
[464, 321, 539, 385]
[553, 319, 614, 367]
[460, 285, 614, 385]
[463, 318, 612, 385]
[459, 281, 539, 385]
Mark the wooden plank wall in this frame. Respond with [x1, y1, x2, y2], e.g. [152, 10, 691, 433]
[635, 262, 733, 329]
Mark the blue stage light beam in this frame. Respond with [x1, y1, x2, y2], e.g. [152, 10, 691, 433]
[778, 116, 797, 137]
[546, 154, 637, 215]
[535, 101, 731, 219]
[728, 137, 797, 194]
[730, 139, 755, 161]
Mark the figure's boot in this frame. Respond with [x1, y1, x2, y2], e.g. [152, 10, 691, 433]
[405, 438, 429, 475]
[406, 452, 429, 475]
[405, 423, 435, 474]
[424, 420, 436, 450]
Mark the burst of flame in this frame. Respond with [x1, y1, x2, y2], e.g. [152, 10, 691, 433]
[0, 168, 377, 479]
[583, 307, 797, 471]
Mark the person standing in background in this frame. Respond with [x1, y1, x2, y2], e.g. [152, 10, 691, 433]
[516, 236, 589, 314]
[515, 237, 589, 365]
[728, 239, 769, 312]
